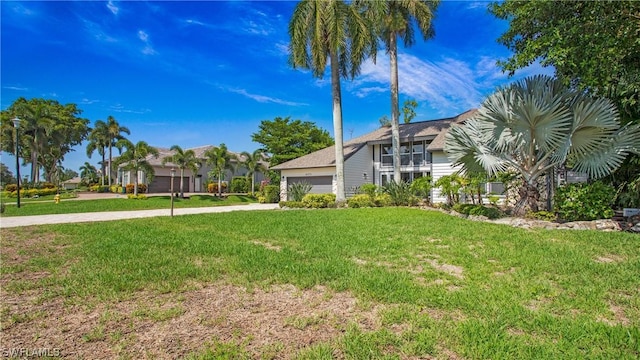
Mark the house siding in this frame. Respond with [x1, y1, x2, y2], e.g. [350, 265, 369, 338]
[344, 145, 373, 196]
[431, 151, 461, 203]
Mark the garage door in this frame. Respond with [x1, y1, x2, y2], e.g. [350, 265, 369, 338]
[148, 176, 182, 193]
[287, 176, 333, 198]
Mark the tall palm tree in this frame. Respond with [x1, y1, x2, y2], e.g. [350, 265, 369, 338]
[358, 0, 439, 183]
[14, 98, 55, 183]
[106, 116, 130, 187]
[79, 162, 98, 185]
[161, 145, 200, 198]
[86, 120, 109, 186]
[289, 0, 376, 202]
[115, 139, 159, 196]
[240, 149, 267, 194]
[204, 144, 236, 197]
[445, 75, 640, 214]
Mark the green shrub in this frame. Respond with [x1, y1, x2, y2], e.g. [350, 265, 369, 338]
[257, 195, 267, 203]
[488, 195, 500, 206]
[230, 177, 250, 193]
[452, 203, 504, 219]
[383, 181, 418, 206]
[526, 210, 557, 222]
[554, 181, 615, 221]
[263, 185, 280, 203]
[4, 184, 18, 192]
[125, 184, 147, 194]
[127, 194, 148, 200]
[374, 193, 393, 207]
[40, 182, 56, 189]
[347, 194, 376, 208]
[410, 176, 433, 200]
[279, 201, 305, 208]
[302, 193, 335, 208]
[207, 182, 228, 193]
[288, 181, 313, 202]
[359, 183, 379, 198]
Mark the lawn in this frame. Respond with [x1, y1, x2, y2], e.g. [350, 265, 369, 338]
[1, 208, 638, 359]
[0, 194, 256, 217]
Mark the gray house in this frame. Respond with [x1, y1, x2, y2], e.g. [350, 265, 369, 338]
[272, 110, 490, 203]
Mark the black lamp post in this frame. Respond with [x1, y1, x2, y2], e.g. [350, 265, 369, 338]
[170, 168, 176, 217]
[12, 117, 21, 208]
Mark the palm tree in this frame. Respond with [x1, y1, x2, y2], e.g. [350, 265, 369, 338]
[358, 0, 438, 183]
[115, 139, 159, 196]
[240, 149, 267, 194]
[14, 98, 55, 183]
[161, 145, 200, 198]
[289, 0, 376, 202]
[204, 144, 236, 197]
[444, 75, 640, 215]
[79, 162, 98, 185]
[86, 120, 109, 186]
[106, 116, 130, 187]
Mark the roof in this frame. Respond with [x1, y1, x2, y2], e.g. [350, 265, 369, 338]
[271, 109, 476, 171]
[118, 145, 266, 168]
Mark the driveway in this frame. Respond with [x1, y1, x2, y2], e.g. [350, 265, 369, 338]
[0, 203, 280, 228]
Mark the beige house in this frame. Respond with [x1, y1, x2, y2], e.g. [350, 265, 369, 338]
[117, 145, 266, 193]
[272, 110, 504, 203]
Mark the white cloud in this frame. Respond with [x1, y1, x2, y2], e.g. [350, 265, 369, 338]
[229, 88, 307, 107]
[107, 1, 119, 15]
[137, 30, 157, 55]
[110, 104, 151, 114]
[354, 86, 387, 98]
[3, 86, 28, 91]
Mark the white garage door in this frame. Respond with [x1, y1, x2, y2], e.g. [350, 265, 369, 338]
[287, 176, 333, 197]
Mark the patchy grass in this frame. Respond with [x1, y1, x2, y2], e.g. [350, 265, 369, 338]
[0, 194, 256, 217]
[0, 208, 638, 359]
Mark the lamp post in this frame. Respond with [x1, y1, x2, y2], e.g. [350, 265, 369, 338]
[12, 117, 21, 208]
[170, 168, 176, 217]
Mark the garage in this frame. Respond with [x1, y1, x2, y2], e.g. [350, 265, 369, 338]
[287, 176, 333, 198]
[147, 176, 183, 193]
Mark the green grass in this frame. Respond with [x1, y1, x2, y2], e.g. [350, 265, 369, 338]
[0, 194, 256, 217]
[1, 208, 639, 358]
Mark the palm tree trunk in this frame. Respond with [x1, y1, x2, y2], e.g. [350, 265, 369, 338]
[330, 52, 346, 202]
[101, 151, 106, 186]
[180, 168, 185, 198]
[133, 170, 138, 196]
[218, 173, 222, 197]
[390, 33, 401, 184]
[108, 144, 112, 187]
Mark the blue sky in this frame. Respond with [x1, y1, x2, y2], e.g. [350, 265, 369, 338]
[1, 0, 552, 175]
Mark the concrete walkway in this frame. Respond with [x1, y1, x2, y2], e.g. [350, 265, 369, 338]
[0, 204, 280, 228]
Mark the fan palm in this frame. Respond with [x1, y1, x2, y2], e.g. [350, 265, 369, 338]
[115, 139, 159, 196]
[289, 0, 376, 201]
[240, 149, 267, 194]
[357, 0, 438, 183]
[106, 116, 130, 187]
[79, 162, 98, 185]
[204, 144, 237, 197]
[86, 120, 109, 186]
[445, 75, 640, 214]
[161, 145, 200, 198]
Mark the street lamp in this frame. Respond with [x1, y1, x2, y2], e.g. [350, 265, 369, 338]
[170, 168, 176, 217]
[12, 117, 21, 208]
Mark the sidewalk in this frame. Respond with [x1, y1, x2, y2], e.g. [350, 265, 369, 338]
[0, 203, 280, 228]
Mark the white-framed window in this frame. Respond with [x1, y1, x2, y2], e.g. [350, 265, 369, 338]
[381, 145, 393, 166]
[412, 142, 424, 165]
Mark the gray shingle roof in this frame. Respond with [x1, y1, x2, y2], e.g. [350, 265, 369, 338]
[271, 109, 476, 170]
[118, 145, 255, 167]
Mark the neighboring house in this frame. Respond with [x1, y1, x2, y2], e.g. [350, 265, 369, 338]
[117, 145, 266, 193]
[62, 177, 82, 190]
[272, 110, 498, 203]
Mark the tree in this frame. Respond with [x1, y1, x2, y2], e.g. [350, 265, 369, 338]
[161, 145, 200, 198]
[358, 0, 439, 183]
[1, 98, 89, 183]
[204, 144, 236, 197]
[86, 120, 109, 186]
[79, 162, 98, 185]
[240, 149, 267, 194]
[379, 115, 391, 127]
[402, 99, 418, 124]
[106, 116, 130, 187]
[251, 117, 334, 167]
[289, 0, 376, 202]
[60, 168, 78, 182]
[490, 0, 640, 209]
[0, 163, 16, 186]
[115, 139, 159, 196]
[444, 75, 640, 215]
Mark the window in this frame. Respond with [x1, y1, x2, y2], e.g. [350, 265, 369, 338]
[401, 172, 411, 182]
[412, 142, 423, 165]
[400, 143, 411, 165]
[381, 145, 393, 166]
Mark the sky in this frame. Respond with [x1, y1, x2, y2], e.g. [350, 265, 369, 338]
[1, 0, 553, 175]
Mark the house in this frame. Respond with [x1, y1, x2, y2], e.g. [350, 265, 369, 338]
[272, 110, 503, 203]
[117, 145, 266, 193]
[62, 176, 82, 190]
